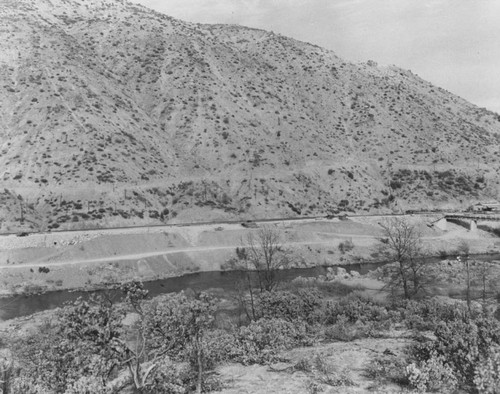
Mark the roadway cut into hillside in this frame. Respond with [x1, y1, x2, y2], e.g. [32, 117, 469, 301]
[0, 215, 499, 295]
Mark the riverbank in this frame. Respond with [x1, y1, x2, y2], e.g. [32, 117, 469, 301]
[0, 215, 499, 297]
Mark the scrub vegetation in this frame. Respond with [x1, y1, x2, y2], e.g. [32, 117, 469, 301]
[1, 221, 500, 393]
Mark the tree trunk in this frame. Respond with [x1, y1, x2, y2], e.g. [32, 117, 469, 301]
[466, 259, 471, 313]
[196, 335, 203, 394]
[247, 273, 257, 320]
[399, 262, 410, 299]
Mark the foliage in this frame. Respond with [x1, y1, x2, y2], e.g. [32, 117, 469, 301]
[64, 376, 113, 394]
[366, 355, 408, 386]
[141, 292, 216, 359]
[473, 345, 500, 394]
[143, 357, 191, 394]
[0, 356, 14, 394]
[236, 318, 312, 364]
[321, 293, 391, 341]
[312, 353, 354, 386]
[294, 357, 314, 373]
[255, 289, 323, 324]
[140, 292, 217, 392]
[304, 379, 323, 394]
[412, 315, 500, 387]
[10, 295, 124, 392]
[121, 280, 149, 314]
[9, 270, 500, 393]
[198, 329, 243, 366]
[393, 298, 469, 331]
[8, 291, 221, 393]
[9, 376, 50, 394]
[338, 240, 354, 254]
[406, 352, 457, 393]
[324, 293, 389, 325]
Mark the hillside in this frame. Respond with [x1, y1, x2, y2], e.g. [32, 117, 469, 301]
[1, 0, 500, 232]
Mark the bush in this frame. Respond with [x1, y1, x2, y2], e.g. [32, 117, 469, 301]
[406, 352, 457, 393]
[65, 376, 113, 394]
[366, 355, 408, 386]
[256, 289, 323, 324]
[312, 354, 354, 387]
[324, 293, 389, 326]
[412, 315, 500, 386]
[474, 345, 500, 394]
[144, 357, 191, 394]
[294, 357, 314, 373]
[394, 299, 469, 331]
[197, 329, 243, 367]
[322, 294, 391, 341]
[10, 376, 51, 394]
[236, 318, 312, 364]
[314, 280, 364, 297]
[338, 240, 354, 254]
[389, 180, 402, 190]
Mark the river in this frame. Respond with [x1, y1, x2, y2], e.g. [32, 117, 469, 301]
[0, 262, 382, 321]
[2, 254, 499, 321]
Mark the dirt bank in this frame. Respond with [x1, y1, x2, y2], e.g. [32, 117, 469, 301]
[0, 216, 499, 296]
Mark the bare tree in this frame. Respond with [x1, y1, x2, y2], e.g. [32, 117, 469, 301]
[457, 242, 497, 314]
[378, 218, 426, 299]
[245, 226, 292, 292]
[231, 226, 292, 320]
[457, 241, 472, 313]
[477, 260, 494, 313]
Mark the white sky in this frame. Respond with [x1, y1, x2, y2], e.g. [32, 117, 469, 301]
[132, 0, 500, 114]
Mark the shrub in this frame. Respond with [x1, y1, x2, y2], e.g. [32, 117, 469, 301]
[389, 180, 402, 190]
[394, 299, 469, 331]
[10, 376, 51, 394]
[412, 316, 500, 386]
[65, 376, 113, 394]
[474, 345, 500, 394]
[366, 355, 408, 385]
[313, 354, 354, 387]
[294, 357, 314, 373]
[324, 293, 389, 326]
[144, 357, 191, 394]
[338, 240, 354, 254]
[314, 280, 364, 297]
[305, 379, 323, 394]
[256, 289, 323, 324]
[406, 352, 457, 393]
[198, 329, 243, 367]
[236, 318, 312, 364]
[322, 294, 391, 341]
[324, 314, 356, 341]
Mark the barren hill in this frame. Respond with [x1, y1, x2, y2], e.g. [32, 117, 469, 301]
[1, 0, 500, 232]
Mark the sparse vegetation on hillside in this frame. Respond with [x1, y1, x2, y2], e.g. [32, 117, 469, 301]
[1, 0, 499, 231]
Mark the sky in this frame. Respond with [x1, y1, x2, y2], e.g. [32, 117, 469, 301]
[132, 0, 500, 114]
